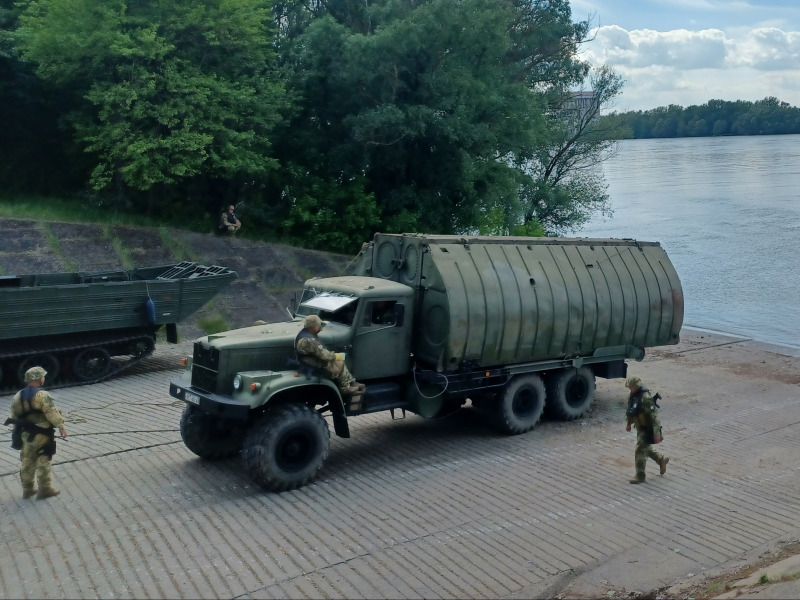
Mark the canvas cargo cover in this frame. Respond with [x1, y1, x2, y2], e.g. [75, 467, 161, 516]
[356, 234, 683, 371]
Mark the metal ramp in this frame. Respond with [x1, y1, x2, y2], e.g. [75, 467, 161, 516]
[188, 265, 230, 278]
[156, 262, 198, 280]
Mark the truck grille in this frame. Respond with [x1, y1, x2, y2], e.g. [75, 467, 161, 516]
[192, 365, 218, 393]
[194, 343, 220, 368]
[192, 344, 220, 393]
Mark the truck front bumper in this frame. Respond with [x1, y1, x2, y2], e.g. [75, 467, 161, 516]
[170, 377, 250, 421]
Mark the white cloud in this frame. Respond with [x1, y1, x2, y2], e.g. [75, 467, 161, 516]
[584, 24, 800, 110]
[586, 26, 729, 69]
[731, 28, 800, 69]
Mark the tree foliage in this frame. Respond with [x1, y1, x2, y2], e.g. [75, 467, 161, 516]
[3, 0, 624, 251]
[277, 0, 614, 241]
[519, 65, 626, 233]
[0, 0, 79, 193]
[15, 0, 287, 210]
[604, 97, 800, 139]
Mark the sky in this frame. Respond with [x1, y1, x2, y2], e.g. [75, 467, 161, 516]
[570, 0, 800, 112]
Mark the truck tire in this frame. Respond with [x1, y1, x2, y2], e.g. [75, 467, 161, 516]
[496, 374, 546, 434]
[242, 404, 330, 492]
[545, 367, 596, 420]
[180, 405, 243, 459]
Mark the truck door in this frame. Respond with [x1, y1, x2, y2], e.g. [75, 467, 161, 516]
[351, 300, 412, 380]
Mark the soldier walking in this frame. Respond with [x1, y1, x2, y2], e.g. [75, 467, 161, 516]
[625, 376, 668, 484]
[7, 367, 67, 499]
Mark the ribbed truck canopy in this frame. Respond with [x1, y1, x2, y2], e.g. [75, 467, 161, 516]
[355, 234, 683, 371]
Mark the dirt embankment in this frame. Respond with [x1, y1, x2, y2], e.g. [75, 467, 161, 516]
[0, 218, 352, 341]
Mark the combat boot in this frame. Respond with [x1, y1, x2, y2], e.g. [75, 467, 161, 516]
[660, 457, 670, 475]
[36, 487, 60, 500]
[22, 486, 37, 499]
[629, 475, 646, 484]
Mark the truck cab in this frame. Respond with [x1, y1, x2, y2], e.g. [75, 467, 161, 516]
[295, 277, 414, 380]
[169, 276, 420, 492]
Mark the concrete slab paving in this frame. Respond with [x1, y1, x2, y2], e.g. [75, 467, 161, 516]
[1, 330, 799, 599]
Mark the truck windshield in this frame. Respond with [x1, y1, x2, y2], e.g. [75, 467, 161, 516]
[297, 289, 359, 326]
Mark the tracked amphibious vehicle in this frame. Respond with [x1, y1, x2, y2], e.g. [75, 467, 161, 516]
[0, 261, 236, 389]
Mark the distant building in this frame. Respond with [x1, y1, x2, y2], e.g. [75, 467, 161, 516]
[566, 91, 598, 120]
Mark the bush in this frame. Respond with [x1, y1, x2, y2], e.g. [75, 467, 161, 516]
[197, 314, 230, 335]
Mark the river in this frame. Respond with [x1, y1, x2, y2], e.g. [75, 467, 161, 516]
[577, 134, 800, 350]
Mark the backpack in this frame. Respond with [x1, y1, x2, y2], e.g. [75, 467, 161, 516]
[8, 387, 38, 450]
[650, 393, 664, 444]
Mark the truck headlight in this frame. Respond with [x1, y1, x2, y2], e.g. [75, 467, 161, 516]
[233, 375, 242, 390]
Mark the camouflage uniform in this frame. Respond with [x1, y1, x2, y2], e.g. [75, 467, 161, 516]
[10, 367, 66, 499]
[625, 377, 668, 483]
[219, 207, 240, 233]
[295, 315, 361, 393]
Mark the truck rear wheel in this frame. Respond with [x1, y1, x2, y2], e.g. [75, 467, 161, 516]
[180, 405, 244, 459]
[545, 367, 596, 420]
[242, 403, 330, 492]
[496, 374, 546, 434]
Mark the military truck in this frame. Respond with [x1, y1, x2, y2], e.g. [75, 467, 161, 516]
[170, 234, 683, 491]
[0, 261, 236, 389]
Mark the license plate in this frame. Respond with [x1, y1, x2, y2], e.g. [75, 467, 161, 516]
[185, 392, 200, 405]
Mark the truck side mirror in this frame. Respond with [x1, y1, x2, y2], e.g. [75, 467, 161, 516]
[287, 292, 298, 317]
[394, 304, 405, 327]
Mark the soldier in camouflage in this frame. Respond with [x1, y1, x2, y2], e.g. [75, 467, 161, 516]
[625, 376, 668, 484]
[219, 205, 241, 234]
[295, 314, 365, 395]
[9, 366, 68, 499]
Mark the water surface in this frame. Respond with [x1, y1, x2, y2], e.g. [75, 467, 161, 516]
[578, 135, 800, 349]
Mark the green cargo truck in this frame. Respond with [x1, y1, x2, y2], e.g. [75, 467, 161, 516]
[170, 234, 683, 491]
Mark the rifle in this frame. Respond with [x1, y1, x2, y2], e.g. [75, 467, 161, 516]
[4, 418, 56, 457]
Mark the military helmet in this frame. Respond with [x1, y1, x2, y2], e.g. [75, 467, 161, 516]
[625, 376, 642, 389]
[24, 366, 48, 383]
[303, 314, 327, 329]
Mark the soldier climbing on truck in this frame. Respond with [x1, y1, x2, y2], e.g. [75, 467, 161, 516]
[169, 233, 684, 492]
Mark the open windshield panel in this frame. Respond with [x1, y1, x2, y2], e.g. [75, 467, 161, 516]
[296, 289, 359, 326]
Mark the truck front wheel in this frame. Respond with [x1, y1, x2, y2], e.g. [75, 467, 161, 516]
[545, 367, 596, 420]
[242, 404, 330, 492]
[496, 374, 546, 434]
[180, 405, 244, 459]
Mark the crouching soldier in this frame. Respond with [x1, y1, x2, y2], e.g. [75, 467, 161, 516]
[625, 376, 668, 484]
[7, 367, 68, 499]
[295, 315, 365, 396]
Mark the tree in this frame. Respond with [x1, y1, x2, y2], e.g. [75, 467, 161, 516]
[7, 0, 627, 249]
[0, 0, 80, 193]
[15, 0, 288, 215]
[603, 97, 800, 139]
[276, 0, 610, 245]
[519, 65, 626, 234]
